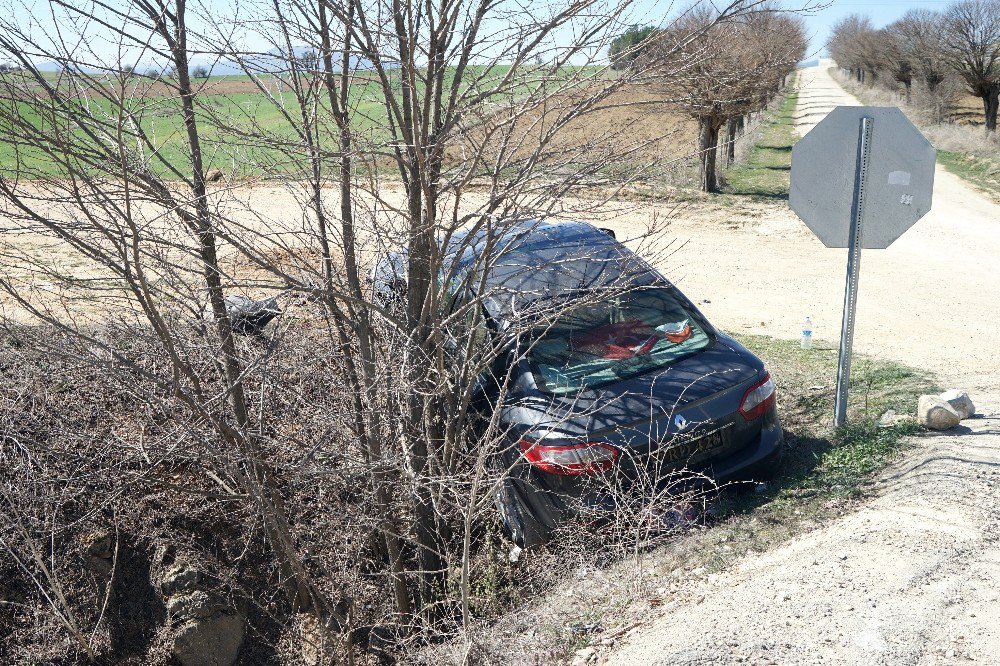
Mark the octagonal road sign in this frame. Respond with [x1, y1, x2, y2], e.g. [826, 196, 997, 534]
[790, 106, 935, 249]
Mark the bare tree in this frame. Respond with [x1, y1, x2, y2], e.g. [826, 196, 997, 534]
[726, 10, 806, 166]
[942, 0, 1000, 131]
[888, 9, 950, 97]
[828, 14, 881, 84]
[879, 26, 915, 103]
[0, 0, 788, 660]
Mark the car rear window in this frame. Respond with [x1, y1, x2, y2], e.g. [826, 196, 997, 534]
[528, 287, 712, 394]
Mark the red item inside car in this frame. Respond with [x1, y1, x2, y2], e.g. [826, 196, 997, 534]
[570, 319, 690, 359]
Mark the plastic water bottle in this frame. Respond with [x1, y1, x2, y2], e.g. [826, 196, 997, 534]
[801, 316, 813, 350]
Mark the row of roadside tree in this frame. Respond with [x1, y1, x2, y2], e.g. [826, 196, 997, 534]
[613, 8, 807, 191]
[828, 1, 1000, 131]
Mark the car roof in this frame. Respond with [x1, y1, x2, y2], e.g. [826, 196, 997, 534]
[373, 220, 664, 324]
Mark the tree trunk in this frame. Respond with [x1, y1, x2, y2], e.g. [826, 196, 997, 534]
[983, 83, 999, 132]
[164, 0, 331, 621]
[698, 118, 720, 193]
[904, 80, 912, 105]
[928, 79, 943, 122]
[403, 173, 449, 621]
[316, 0, 413, 624]
[725, 117, 738, 166]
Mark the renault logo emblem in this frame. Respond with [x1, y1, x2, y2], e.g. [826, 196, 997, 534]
[674, 414, 688, 430]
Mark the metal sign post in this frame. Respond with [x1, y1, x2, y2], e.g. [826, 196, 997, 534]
[834, 117, 873, 427]
[790, 106, 935, 427]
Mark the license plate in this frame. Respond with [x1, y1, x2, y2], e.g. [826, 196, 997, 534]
[654, 425, 731, 466]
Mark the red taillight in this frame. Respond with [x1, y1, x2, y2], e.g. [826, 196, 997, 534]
[739, 372, 776, 421]
[517, 439, 619, 476]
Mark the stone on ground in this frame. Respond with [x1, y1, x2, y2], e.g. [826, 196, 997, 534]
[939, 389, 975, 420]
[162, 561, 245, 666]
[917, 395, 962, 431]
[173, 613, 245, 666]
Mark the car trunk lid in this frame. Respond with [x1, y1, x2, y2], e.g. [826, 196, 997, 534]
[522, 339, 765, 478]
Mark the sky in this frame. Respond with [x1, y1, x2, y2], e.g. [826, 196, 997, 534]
[2, 0, 961, 70]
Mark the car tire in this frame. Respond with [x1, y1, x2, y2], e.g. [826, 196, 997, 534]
[496, 479, 553, 549]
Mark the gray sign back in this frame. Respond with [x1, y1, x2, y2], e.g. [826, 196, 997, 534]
[790, 106, 936, 249]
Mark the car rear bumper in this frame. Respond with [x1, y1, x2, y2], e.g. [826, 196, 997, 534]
[708, 413, 783, 482]
[503, 413, 783, 544]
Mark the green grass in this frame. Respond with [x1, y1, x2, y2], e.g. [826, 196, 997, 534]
[722, 80, 798, 199]
[937, 149, 1000, 199]
[686, 334, 936, 570]
[0, 87, 388, 179]
[0, 64, 606, 179]
[737, 334, 934, 493]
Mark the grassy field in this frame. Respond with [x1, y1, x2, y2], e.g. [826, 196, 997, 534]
[936, 150, 1000, 199]
[0, 66, 610, 179]
[0, 79, 389, 178]
[722, 81, 797, 199]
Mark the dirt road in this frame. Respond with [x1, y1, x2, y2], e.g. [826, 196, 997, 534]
[645, 62, 1000, 395]
[604, 62, 1000, 666]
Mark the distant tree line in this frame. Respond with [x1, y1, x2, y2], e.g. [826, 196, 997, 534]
[610, 25, 659, 70]
[828, 0, 1000, 131]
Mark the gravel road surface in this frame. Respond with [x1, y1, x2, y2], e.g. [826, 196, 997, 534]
[657, 62, 1000, 395]
[605, 61, 1000, 666]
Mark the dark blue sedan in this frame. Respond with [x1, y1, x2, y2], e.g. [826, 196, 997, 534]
[371, 220, 782, 547]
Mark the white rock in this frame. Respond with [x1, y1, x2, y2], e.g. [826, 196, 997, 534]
[917, 395, 962, 431]
[939, 389, 975, 420]
[879, 409, 916, 428]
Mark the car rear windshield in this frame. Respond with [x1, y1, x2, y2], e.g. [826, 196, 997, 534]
[527, 287, 712, 394]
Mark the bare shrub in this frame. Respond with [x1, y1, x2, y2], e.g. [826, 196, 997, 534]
[0, 0, 803, 662]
